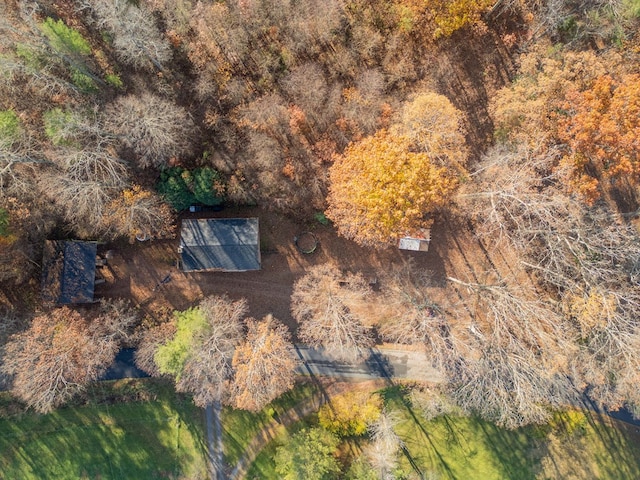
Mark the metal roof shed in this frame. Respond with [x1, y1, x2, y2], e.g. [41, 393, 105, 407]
[41, 240, 98, 304]
[398, 227, 431, 252]
[179, 218, 261, 272]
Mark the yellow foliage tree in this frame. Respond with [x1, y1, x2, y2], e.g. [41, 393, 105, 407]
[398, 91, 467, 168]
[399, 0, 494, 38]
[318, 390, 382, 437]
[326, 130, 459, 247]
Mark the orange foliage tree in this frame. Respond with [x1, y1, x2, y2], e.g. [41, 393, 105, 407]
[326, 130, 459, 247]
[558, 74, 640, 203]
[231, 315, 298, 412]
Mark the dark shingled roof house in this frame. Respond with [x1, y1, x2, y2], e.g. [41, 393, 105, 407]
[41, 240, 98, 305]
[179, 218, 261, 272]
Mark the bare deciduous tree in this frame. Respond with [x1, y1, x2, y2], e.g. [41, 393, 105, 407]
[446, 276, 577, 428]
[291, 264, 374, 363]
[451, 343, 574, 429]
[0, 111, 49, 195]
[0, 308, 21, 389]
[1, 308, 120, 413]
[175, 296, 247, 407]
[42, 174, 114, 234]
[463, 144, 640, 293]
[55, 147, 128, 188]
[365, 410, 403, 480]
[87, 0, 172, 70]
[231, 314, 298, 411]
[281, 63, 331, 132]
[38, 143, 127, 236]
[462, 142, 640, 416]
[134, 321, 176, 377]
[105, 93, 195, 168]
[410, 385, 461, 422]
[91, 298, 139, 343]
[373, 264, 452, 372]
[566, 287, 640, 412]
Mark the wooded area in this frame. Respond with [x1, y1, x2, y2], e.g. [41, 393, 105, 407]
[0, 0, 639, 459]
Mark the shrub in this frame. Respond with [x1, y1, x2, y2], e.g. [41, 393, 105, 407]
[625, 0, 640, 18]
[0, 111, 21, 145]
[40, 18, 91, 56]
[157, 167, 225, 211]
[71, 69, 98, 92]
[43, 109, 75, 146]
[105, 73, 123, 89]
[14, 44, 42, 68]
[0, 208, 10, 237]
[318, 391, 382, 437]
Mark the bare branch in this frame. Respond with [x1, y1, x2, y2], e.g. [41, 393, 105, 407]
[291, 264, 375, 363]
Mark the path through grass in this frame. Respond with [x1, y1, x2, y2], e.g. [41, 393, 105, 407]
[222, 380, 319, 468]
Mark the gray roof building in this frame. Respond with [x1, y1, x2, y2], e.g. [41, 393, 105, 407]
[41, 240, 98, 304]
[179, 218, 261, 272]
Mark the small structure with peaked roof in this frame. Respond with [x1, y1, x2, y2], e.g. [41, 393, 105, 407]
[179, 218, 261, 272]
[41, 240, 98, 305]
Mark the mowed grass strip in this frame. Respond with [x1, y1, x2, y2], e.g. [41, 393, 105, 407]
[0, 379, 208, 480]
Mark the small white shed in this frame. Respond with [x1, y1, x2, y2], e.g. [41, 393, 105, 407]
[398, 228, 431, 252]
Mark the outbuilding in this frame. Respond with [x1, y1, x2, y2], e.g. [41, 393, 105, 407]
[398, 227, 431, 252]
[179, 218, 261, 272]
[41, 240, 98, 305]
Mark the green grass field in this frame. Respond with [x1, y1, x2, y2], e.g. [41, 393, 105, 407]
[0, 379, 208, 480]
[387, 386, 640, 480]
[245, 385, 640, 480]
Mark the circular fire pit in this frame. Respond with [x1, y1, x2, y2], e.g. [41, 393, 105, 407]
[294, 232, 318, 254]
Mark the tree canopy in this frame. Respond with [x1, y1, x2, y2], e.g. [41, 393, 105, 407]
[154, 296, 246, 406]
[231, 314, 298, 412]
[275, 428, 341, 480]
[326, 129, 459, 247]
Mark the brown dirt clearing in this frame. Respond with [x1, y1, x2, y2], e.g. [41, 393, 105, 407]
[95, 206, 451, 332]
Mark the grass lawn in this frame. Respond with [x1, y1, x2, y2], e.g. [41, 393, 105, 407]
[244, 384, 640, 480]
[0, 378, 208, 480]
[221, 380, 319, 466]
[383, 386, 640, 480]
